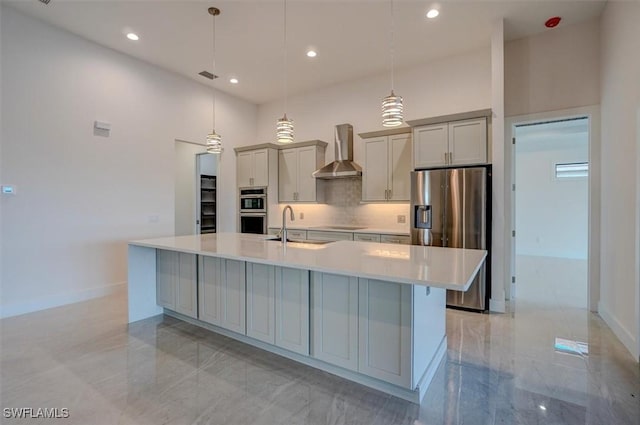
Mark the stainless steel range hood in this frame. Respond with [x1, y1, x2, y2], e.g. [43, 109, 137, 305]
[312, 124, 362, 179]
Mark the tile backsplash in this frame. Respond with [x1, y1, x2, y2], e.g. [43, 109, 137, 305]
[270, 178, 410, 231]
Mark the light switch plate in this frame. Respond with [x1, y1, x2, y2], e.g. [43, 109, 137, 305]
[299, 212, 304, 219]
[397, 215, 406, 224]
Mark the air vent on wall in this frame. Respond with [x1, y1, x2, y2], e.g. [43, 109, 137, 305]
[38, 0, 51, 4]
[198, 71, 218, 80]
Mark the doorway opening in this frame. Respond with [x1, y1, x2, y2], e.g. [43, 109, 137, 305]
[513, 117, 589, 309]
[174, 140, 217, 236]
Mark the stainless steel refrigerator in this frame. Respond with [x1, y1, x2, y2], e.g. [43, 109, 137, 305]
[410, 166, 491, 311]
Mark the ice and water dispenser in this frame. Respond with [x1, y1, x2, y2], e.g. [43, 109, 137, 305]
[414, 205, 432, 229]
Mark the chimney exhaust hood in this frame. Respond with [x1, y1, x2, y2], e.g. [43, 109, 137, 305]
[312, 124, 362, 179]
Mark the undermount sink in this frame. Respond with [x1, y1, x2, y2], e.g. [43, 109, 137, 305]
[266, 237, 334, 246]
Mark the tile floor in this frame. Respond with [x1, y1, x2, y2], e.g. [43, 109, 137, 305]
[1, 290, 638, 425]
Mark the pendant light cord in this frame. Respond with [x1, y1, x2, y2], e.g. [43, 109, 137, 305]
[212, 11, 216, 130]
[283, 0, 288, 115]
[390, 0, 395, 93]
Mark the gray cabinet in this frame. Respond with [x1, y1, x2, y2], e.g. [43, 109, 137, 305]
[413, 118, 487, 169]
[198, 256, 222, 325]
[246, 263, 276, 344]
[306, 230, 353, 241]
[278, 145, 326, 202]
[156, 250, 197, 318]
[379, 234, 411, 245]
[358, 279, 412, 388]
[275, 267, 310, 355]
[199, 257, 246, 334]
[237, 148, 270, 187]
[311, 272, 359, 371]
[363, 133, 411, 202]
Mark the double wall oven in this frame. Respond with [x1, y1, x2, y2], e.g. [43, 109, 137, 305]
[239, 187, 267, 234]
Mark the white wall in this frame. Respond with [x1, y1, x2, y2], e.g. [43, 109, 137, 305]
[598, 1, 640, 361]
[256, 48, 491, 156]
[257, 48, 491, 231]
[505, 18, 600, 118]
[515, 128, 589, 259]
[0, 7, 257, 317]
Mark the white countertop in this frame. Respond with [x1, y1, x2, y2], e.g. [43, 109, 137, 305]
[130, 233, 486, 291]
[268, 225, 410, 236]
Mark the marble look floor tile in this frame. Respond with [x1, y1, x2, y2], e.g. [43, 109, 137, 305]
[2, 291, 640, 425]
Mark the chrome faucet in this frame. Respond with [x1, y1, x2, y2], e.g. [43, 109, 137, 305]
[281, 205, 295, 243]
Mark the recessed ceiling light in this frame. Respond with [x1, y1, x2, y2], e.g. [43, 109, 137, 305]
[126, 33, 139, 41]
[306, 50, 317, 58]
[426, 9, 439, 19]
[539, 405, 547, 411]
[229, 78, 239, 84]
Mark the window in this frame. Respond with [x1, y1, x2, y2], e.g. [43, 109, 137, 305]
[555, 162, 588, 179]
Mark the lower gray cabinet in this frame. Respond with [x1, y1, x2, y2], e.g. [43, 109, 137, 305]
[275, 267, 310, 355]
[246, 263, 276, 344]
[156, 250, 197, 318]
[358, 278, 412, 388]
[311, 272, 359, 371]
[198, 257, 246, 335]
[198, 256, 222, 325]
[156, 250, 176, 310]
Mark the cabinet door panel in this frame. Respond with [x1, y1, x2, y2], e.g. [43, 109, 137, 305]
[413, 124, 448, 169]
[156, 250, 176, 309]
[358, 279, 412, 388]
[363, 137, 389, 201]
[237, 152, 253, 187]
[222, 259, 246, 334]
[388, 134, 412, 201]
[246, 263, 276, 344]
[175, 253, 197, 318]
[449, 118, 487, 165]
[252, 149, 269, 187]
[278, 149, 297, 202]
[199, 256, 222, 326]
[311, 272, 358, 371]
[296, 147, 318, 202]
[275, 267, 310, 355]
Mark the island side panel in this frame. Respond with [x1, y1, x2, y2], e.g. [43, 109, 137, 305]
[412, 286, 446, 389]
[127, 244, 163, 323]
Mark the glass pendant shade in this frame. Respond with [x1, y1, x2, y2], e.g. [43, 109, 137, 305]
[276, 114, 294, 143]
[206, 130, 223, 153]
[382, 91, 403, 127]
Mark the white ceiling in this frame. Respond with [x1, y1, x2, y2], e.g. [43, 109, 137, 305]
[5, 0, 606, 104]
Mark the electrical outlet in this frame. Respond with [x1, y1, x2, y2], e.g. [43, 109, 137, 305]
[299, 212, 304, 219]
[397, 215, 406, 224]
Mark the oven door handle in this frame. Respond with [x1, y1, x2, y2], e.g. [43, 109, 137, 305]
[240, 195, 266, 199]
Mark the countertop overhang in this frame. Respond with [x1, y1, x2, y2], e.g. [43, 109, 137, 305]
[129, 233, 486, 291]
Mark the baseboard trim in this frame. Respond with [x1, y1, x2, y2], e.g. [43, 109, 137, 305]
[0, 282, 126, 319]
[598, 301, 639, 361]
[490, 298, 506, 313]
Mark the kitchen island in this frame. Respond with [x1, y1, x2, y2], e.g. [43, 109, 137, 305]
[128, 233, 486, 403]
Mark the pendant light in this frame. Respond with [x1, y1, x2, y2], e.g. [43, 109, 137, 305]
[382, 0, 403, 127]
[276, 0, 294, 143]
[206, 7, 223, 154]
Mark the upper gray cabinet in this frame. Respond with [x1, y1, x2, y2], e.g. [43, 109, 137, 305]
[278, 143, 326, 203]
[413, 117, 487, 169]
[362, 133, 412, 202]
[236, 148, 272, 187]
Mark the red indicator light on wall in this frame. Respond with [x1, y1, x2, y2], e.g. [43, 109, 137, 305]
[545, 16, 562, 28]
